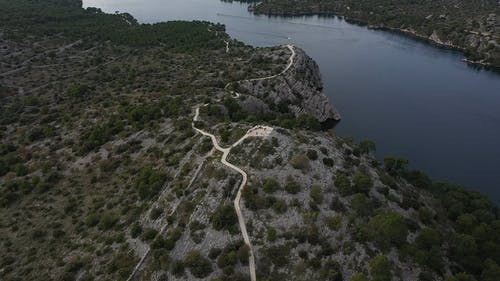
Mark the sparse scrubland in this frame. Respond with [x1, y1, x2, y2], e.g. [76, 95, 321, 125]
[0, 1, 499, 281]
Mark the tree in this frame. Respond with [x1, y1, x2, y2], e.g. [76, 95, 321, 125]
[211, 204, 238, 231]
[481, 259, 500, 281]
[415, 228, 441, 249]
[217, 250, 237, 268]
[350, 193, 375, 217]
[184, 250, 213, 278]
[369, 255, 392, 281]
[359, 140, 376, 155]
[384, 157, 408, 177]
[353, 173, 372, 193]
[334, 172, 352, 196]
[367, 212, 408, 248]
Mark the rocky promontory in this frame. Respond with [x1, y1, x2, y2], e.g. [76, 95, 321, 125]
[238, 47, 341, 123]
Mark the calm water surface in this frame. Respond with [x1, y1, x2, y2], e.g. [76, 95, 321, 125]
[84, 0, 500, 203]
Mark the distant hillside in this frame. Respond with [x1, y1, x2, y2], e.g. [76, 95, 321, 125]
[251, 0, 500, 68]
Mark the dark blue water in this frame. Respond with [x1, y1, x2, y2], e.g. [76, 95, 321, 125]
[84, 0, 500, 203]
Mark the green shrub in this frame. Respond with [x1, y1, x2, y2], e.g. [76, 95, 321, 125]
[141, 228, 158, 241]
[184, 250, 212, 278]
[85, 213, 100, 227]
[98, 212, 118, 230]
[334, 172, 352, 196]
[171, 260, 185, 276]
[262, 178, 280, 194]
[211, 205, 237, 231]
[267, 226, 277, 242]
[353, 173, 372, 193]
[149, 208, 163, 220]
[217, 250, 237, 268]
[309, 184, 323, 204]
[325, 215, 342, 231]
[369, 255, 392, 281]
[366, 212, 408, 248]
[350, 193, 376, 217]
[323, 157, 334, 167]
[130, 223, 142, 238]
[290, 153, 310, 171]
[359, 140, 376, 154]
[263, 244, 291, 267]
[134, 166, 168, 200]
[272, 199, 288, 214]
[285, 179, 301, 194]
[306, 149, 318, 160]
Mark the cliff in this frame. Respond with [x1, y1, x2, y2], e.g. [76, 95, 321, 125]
[238, 47, 341, 123]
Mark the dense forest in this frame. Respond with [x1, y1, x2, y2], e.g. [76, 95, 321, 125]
[0, 0, 224, 50]
[251, 0, 500, 67]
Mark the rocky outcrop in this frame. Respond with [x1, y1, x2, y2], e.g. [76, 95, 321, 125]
[238, 47, 341, 122]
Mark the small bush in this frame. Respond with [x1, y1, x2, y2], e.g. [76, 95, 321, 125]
[211, 205, 238, 231]
[353, 173, 372, 193]
[290, 153, 310, 171]
[149, 208, 163, 220]
[141, 228, 158, 241]
[370, 255, 392, 281]
[306, 149, 318, 160]
[285, 179, 301, 194]
[217, 250, 237, 269]
[184, 250, 213, 278]
[267, 227, 277, 242]
[323, 157, 334, 167]
[98, 212, 118, 230]
[262, 178, 280, 194]
[130, 223, 142, 238]
[309, 184, 323, 204]
[171, 260, 185, 276]
[325, 215, 343, 231]
[272, 199, 288, 214]
[334, 173, 352, 196]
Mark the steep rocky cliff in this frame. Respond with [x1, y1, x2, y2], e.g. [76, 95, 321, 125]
[238, 47, 341, 123]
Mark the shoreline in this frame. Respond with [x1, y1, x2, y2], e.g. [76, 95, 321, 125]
[250, 8, 499, 71]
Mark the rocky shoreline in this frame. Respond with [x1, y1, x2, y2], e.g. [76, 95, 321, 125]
[249, 6, 499, 70]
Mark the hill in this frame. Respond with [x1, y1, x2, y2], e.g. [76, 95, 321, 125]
[1, 1, 499, 281]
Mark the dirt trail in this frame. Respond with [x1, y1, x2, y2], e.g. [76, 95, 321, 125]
[193, 108, 272, 281]
[191, 44, 295, 281]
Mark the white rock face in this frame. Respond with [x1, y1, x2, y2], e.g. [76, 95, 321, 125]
[239, 47, 341, 122]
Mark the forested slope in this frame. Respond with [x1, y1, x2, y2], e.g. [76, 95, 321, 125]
[252, 0, 500, 67]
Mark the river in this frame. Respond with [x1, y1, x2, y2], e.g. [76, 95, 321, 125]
[84, 0, 500, 204]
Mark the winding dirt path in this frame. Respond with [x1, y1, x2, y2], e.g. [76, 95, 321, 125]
[191, 44, 295, 281]
[192, 109, 272, 281]
[126, 43, 295, 281]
